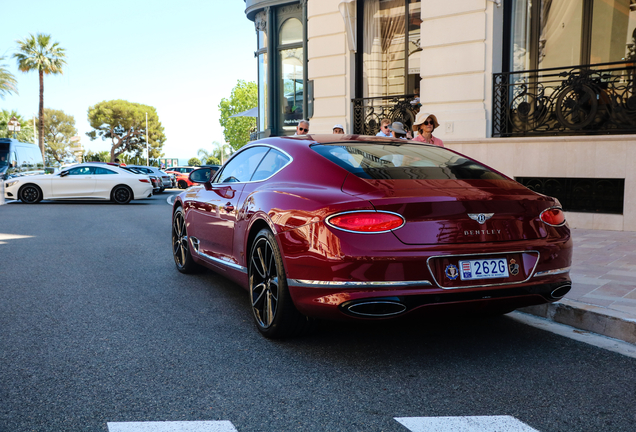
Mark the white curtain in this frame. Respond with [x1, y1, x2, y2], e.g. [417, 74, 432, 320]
[338, 0, 357, 51]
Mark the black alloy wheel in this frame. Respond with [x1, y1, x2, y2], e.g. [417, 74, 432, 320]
[249, 228, 313, 339]
[178, 180, 188, 189]
[19, 184, 42, 204]
[111, 186, 133, 204]
[172, 207, 199, 273]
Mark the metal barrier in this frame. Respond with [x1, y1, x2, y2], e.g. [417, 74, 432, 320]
[352, 94, 418, 136]
[493, 61, 636, 137]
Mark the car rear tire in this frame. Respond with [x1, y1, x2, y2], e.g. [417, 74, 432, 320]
[178, 180, 188, 189]
[172, 207, 200, 273]
[111, 185, 133, 204]
[249, 228, 313, 339]
[19, 184, 43, 204]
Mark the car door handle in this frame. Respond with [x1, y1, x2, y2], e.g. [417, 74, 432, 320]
[223, 203, 234, 212]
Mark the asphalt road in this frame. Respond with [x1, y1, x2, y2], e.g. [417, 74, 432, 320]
[1, 192, 635, 431]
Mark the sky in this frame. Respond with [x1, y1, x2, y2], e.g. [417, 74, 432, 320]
[0, 0, 257, 164]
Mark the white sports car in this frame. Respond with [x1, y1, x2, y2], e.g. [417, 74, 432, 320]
[3, 163, 154, 204]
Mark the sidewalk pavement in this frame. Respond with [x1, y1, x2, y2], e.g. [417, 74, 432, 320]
[520, 228, 636, 345]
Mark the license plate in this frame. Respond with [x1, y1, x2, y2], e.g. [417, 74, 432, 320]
[459, 258, 509, 281]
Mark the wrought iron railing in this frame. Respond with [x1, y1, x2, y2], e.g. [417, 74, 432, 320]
[493, 61, 636, 137]
[352, 94, 418, 135]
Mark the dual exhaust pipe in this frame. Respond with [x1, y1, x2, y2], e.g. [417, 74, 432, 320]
[342, 283, 573, 318]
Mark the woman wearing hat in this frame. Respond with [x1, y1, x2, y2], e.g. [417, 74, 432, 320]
[412, 112, 444, 147]
[388, 121, 409, 139]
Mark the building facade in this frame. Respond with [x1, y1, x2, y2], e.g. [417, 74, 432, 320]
[243, 0, 636, 231]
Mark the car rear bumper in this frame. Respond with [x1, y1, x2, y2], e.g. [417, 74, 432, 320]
[279, 223, 572, 320]
[287, 278, 571, 320]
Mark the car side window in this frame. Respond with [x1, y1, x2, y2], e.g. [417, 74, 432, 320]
[68, 166, 94, 175]
[250, 149, 290, 181]
[216, 146, 269, 183]
[94, 167, 117, 175]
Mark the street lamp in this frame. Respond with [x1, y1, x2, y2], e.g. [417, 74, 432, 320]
[7, 116, 20, 139]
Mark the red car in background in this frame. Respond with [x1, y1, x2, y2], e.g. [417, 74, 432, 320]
[167, 166, 220, 189]
[164, 166, 196, 189]
[171, 135, 572, 339]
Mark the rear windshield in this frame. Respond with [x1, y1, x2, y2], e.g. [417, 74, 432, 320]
[311, 143, 506, 180]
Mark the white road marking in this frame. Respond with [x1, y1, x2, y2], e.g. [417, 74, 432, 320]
[509, 311, 636, 359]
[394, 416, 539, 431]
[107, 421, 238, 432]
[0, 233, 34, 245]
[166, 194, 177, 206]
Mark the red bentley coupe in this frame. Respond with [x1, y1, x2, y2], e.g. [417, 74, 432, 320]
[172, 135, 572, 338]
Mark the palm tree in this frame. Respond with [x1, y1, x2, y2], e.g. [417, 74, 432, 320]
[14, 33, 67, 162]
[0, 56, 18, 99]
[199, 141, 233, 165]
[197, 148, 217, 165]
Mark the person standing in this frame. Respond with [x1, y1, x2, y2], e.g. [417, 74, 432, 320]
[295, 120, 310, 135]
[387, 122, 408, 139]
[412, 112, 444, 147]
[376, 119, 392, 137]
[332, 124, 345, 134]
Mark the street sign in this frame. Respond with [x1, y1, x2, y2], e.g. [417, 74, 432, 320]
[7, 116, 21, 132]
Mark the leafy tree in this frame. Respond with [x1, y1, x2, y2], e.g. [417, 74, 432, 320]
[218, 80, 257, 151]
[83, 150, 110, 162]
[86, 99, 166, 162]
[13, 33, 67, 162]
[39, 108, 77, 165]
[118, 153, 157, 166]
[0, 109, 35, 142]
[188, 157, 201, 167]
[0, 56, 18, 99]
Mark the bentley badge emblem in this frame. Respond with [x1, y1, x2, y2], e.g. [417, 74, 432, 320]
[468, 213, 494, 224]
[509, 259, 520, 276]
[445, 264, 459, 280]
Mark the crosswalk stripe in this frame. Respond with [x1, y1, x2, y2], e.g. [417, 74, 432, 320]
[107, 421, 238, 432]
[107, 416, 540, 431]
[394, 416, 540, 432]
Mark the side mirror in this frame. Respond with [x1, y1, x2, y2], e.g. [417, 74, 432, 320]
[60, 171, 69, 177]
[189, 168, 212, 184]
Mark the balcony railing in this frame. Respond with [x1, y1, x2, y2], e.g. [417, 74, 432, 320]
[352, 94, 418, 135]
[493, 61, 636, 137]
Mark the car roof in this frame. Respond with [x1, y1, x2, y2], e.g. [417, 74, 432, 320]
[63, 162, 132, 174]
[249, 134, 418, 147]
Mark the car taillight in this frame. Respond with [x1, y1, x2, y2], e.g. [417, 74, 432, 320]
[327, 211, 405, 233]
[540, 207, 566, 226]
[139, 179, 150, 183]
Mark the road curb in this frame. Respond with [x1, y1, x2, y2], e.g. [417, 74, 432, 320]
[519, 299, 636, 345]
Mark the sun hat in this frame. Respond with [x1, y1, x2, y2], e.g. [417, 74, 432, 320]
[387, 121, 408, 135]
[332, 124, 344, 130]
[413, 112, 439, 129]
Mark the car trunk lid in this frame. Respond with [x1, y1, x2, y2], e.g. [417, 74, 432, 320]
[341, 177, 554, 245]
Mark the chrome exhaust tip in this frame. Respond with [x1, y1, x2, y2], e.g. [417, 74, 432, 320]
[346, 300, 407, 317]
[551, 284, 571, 299]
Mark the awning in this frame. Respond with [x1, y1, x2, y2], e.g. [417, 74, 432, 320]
[229, 107, 258, 118]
